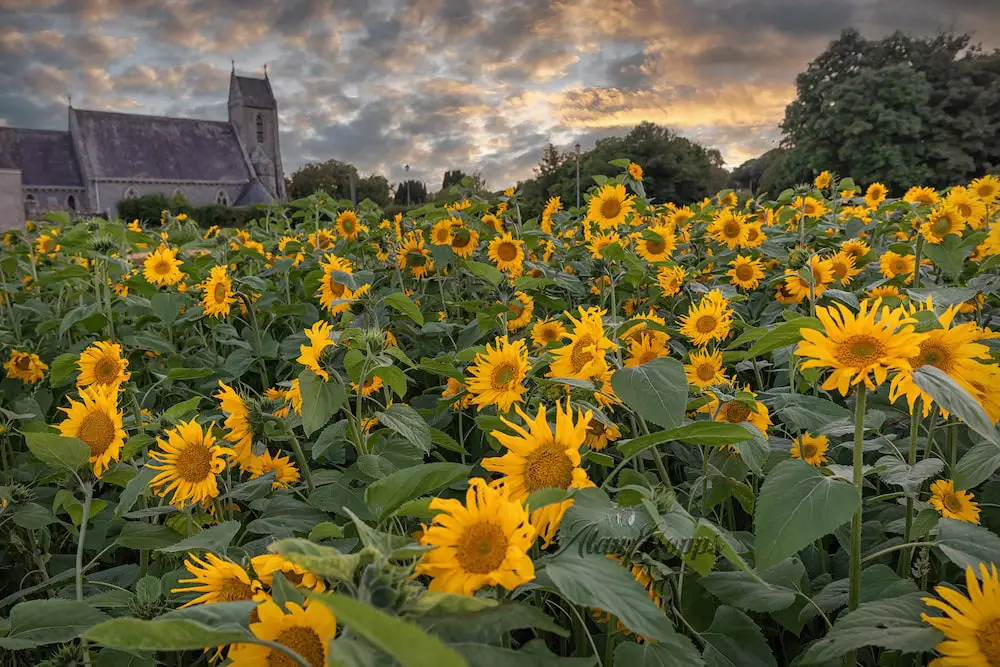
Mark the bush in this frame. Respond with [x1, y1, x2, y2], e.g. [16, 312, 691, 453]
[116, 194, 264, 228]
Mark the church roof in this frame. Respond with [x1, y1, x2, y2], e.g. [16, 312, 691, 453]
[72, 109, 251, 182]
[235, 178, 274, 206]
[0, 128, 83, 187]
[234, 76, 275, 109]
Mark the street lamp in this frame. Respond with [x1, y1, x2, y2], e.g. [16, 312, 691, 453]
[574, 142, 581, 209]
[405, 164, 410, 207]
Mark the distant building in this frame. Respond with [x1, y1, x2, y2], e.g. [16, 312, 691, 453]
[0, 68, 286, 229]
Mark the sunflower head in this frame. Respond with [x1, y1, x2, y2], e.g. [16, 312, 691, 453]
[5, 350, 48, 384]
[56, 384, 127, 477]
[790, 432, 829, 466]
[587, 183, 634, 230]
[143, 245, 184, 287]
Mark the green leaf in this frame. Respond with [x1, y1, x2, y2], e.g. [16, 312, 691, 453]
[162, 396, 202, 422]
[913, 366, 1000, 446]
[700, 558, 805, 613]
[59, 302, 102, 336]
[150, 292, 184, 325]
[740, 317, 822, 360]
[754, 460, 860, 571]
[86, 618, 249, 651]
[12, 502, 58, 529]
[615, 641, 705, 667]
[455, 640, 596, 667]
[619, 422, 752, 458]
[610, 357, 688, 429]
[701, 606, 777, 667]
[922, 234, 971, 279]
[49, 353, 79, 386]
[875, 456, 945, 494]
[540, 551, 681, 642]
[309, 592, 467, 667]
[166, 367, 214, 380]
[385, 292, 425, 325]
[299, 369, 347, 436]
[0, 599, 109, 649]
[365, 462, 471, 520]
[23, 431, 90, 471]
[460, 260, 503, 287]
[372, 365, 407, 398]
[375, 404, 432, 453]
[429, 427, 467, 454]
[116, 522, 183, 549]
[936, 517, 1000, 572]
[955, 441, 1000, 490]
[157, 520, 240, 553]
[115, 466, 158, 518]
[419, 603, 567, 644]
[272, 539, 372, 583]
[800, 592, 942, 664]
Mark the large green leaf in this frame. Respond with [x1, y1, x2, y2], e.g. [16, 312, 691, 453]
[955, 441, 1000, 490]
[157, 520, 240, 553]
[455, 640, 596, 666]
[116, 522, 183, 549]
[420, 603, 568, 644]
[86, 618, 249, 651]
[936, 518, 1000, 573]
[115, 466, 158, 518]
[49, 352, 79, 386]
[912, 366, 1000, 446]
[615, 641, 706, 667]
[701, 606, 777, 667]
[272, 538, 371, 583]
[375, 404, 432, 453]
[385, 292, 425, 325]
[754, 460, 860, 571]
[739, 317, 822, 360]
[875, 456, 945, 494]
[610, 357, 687, 429]
[556, 487, 654, 553]
[23, 431, 89, 472]
[799, 565, 917, 625]
[699, 558, 805, 613]
[460, 260, 503, 287]
[299, 369, 347, 436]
[0, 599, 109, 649]
[309, 592, 467, 667]
[365, 462, 471, 520]
[619, 421, 752, 458]
[800, 592, 942, 664]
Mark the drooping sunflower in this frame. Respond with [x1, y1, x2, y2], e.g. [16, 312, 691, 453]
[487, 232, 525, 276]
[398, 232, 434, 279]
[214, 381, 255, 470]
[308, 228, 335, 252]
[481, 213, 503, 233]
[783, 255, 834, 301]
[149, 419, 231, 508]
[142, 245, 184, 286]
[540, 196, 562, 234]
[795, 299, 923, 396]
[531, 319, 568, 349]
[430, 219, 454, 246]
[484, 400, 594, 547]
[335, 210, 362, 240]
[790, 432, 830, 466]
[585, 418, 621, 451]
[634, 224, 676, 263]
[449, 225, 479, 258]
[944, 186, 987, 229]
[249, 450, 301, 490]
[5, 350, 48, 384]
[840, 238, 870, 262]
[627, 161, 643, 181]
[928, 479, 981, 524]
[624, 336, 669, 368]
[620, 310, 669, 349]
[547, 307, 616, 380]
[505, 291, 534, 331]
[904, 185, 940, 207]
[297, 321, 335, 381]
[828, 251, 861, 286]
[587, 231, 622, 259]
[226, 600, 337, 667]
[416, 478, 536, 595]
[251, 554, 326, 593]
[56, 384, 126, 477]
[173, 553, 263, 607]
[200, 265, 235, 318]
[921, 206, 966, 245]
[865, 182, 888, 208]
[587, 183, 634, 230]
[317, 254, 368, 315]
[866, 285, 901, 300]
[706, 209, 750, 249]
[685, 348, 728, 390]
[35, 233, 60, 256]
[814, 171, 832, 189]
[700, 385, 772, 435]
[922, 562, 1000, 666]
[726, 255, 765, 290]
[656, 265, 686, 297]
[466, 336, 530, 413]
[679, 290, 733, 347]
[350, 375, 384, 398]
[879, 251, 916, 283]
[971, 174, 1000, 203]
[441, 377, 473, 409]
[77, 340, 130, 390]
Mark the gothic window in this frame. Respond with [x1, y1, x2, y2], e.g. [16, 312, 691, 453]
[124, 186, 140, 200]
[24, 194, 38, 217]
[215, 189, 230, 206]
[67, 195, 77, 211]
[255, 114, 265, 144]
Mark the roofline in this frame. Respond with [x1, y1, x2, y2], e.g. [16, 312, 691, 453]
[0, 127, 71, 136]
[92, 177, 249, 185]
[71, 108, 233, 126]
[0, 167, 21, 174]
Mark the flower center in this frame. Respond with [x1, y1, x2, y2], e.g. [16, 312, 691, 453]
[696, 363, 716, 382]
[723, 221, 740, 238]
[213, 282, 228, 303]
[456, 521, 508, 574]
[735, 264, 754, 281]
[406, 251, 427, 267]
[836, 335, 886, 368]
[569, 335, 596, 373]
[154, 260, 172, 275]
[94, 356, 120, 383]
[342, 218, 356, 234]
[318, 236, 331, 249]
[175, 442, 213, 483]
[977, 615, 1000, 666]
[507, 302, 524, 317]
[695, 315, 718, 334]
[523, 441, 575, 491]
[932, 215, 952, 236]
[917, 342, 953, 372]
[327, 276, 346, 298]
[747, 227, 759, 242]
[721, 401, 752, 423]
[79, 411, 115, 457]
[452, 229, 471, 248]
[541, 326, 558, 342]
[268, 626, 326, 667]
[490, 363, 518, 389]
[957, 203, 972, 218]
[497, 242, 518, 262]
[802, 442, 817, 458]
[435, 229, 449, 242]
[646, 240, 665, 254]
[943, 493, 964, 514]
[600, 198, 622, 220]
[831, 261, 847, 279]
[15, 355, 31, 370]
[218, 578, 256, 602]
[892, 260, 907, 273]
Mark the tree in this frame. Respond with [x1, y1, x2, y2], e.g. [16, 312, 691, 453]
[441, 169, 467, 190]
[730, 148, 785, 193]
[779, 29, 1000, 192]
[393, 180, 427, 206]
[286, 160, 358, 200]
[356, 174, 391, 207]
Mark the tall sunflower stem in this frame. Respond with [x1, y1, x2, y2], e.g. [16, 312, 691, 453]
[947, 419, 958, 471]
[846, 386, 867, 667]
[262, 414, 314, 492]
[922, 406, 940, 460]
[900, 401, 922, 577]
[76, 479, 93, 603]
[912, 236, 924, 289]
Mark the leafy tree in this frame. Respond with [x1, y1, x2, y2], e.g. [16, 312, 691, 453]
[441, 169, 467, 190]
[730, 148, 785, 193]
[393, 180, 427, 205]
[357, 174, 391, 207]
[286, 160, 358, 200]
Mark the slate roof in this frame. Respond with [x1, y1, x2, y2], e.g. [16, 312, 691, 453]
[235, 179, 274, 206]
[0, 128, 83, 186]
[72, 109, 251, 182]
[235, 76, 275, 109]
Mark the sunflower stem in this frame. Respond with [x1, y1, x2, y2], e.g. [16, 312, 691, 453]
[900, 400, 922, 577]
[604, 614, 616, 667]
[76, 480, 93, 603]
[912, 236, 924, 289]
[847, 386, 867, 635]
[922, 406, 940, 460]
[263, 414, 314, 492]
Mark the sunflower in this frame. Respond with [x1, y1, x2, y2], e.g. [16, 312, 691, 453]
[587, 231, 622, 259]
[743, 222, 767, 248]
[865, 182, 888, 208]
[928, 479, 981, 524]
[297, 321, 335, 381]
[397, 232, 434, 279]
[828, 251, 861, 286]
[620, 310, 669, 349]
[317, 254, 368, 315]
[971, 174, 1000, 203]
[77, 341, 130, 390]
[142, 245, 183, 286]
[531, 319, 568, 349]
[700, 385, 772, 434]
[540, 196, 562, 234]
[945, 186, 987, 229]
[249, 450, 301, 490]
[624, 336, 669, 367]
[442, 224, 478, 259]
[790, 432, 829, 466]
[685, 349, 728, 390]
[488, 232, 525, 275]
[921, 206, 967, 244]
[483, 400, 594, 546]
[285, 378, 303, 416]
[430, 219, 454, 246]
[783, 255, 834, 302]
[173, 553, 263, 607]
[795, 299, 923, 395]
[879, 251, 916, 283]
[793, 195, 829, 219]
[922, 562, 1000, 667]
[199, 265, 235, 318]
[627, 162, 643, 181]
[505, 291, 534, 331]
[585, 418, 621, 451]
[866, 285, 901, 300]
[679, 290, 733, 347]
[635, 224, 676, 262]
[251, 554, 326, 593]
[5, 350, 48, 384]
[481, 213, 503, 233]
[214, 381, 255, 470]
[149, 419, 230, 508]
[56, 384, 126, 477]
[335, 210, 362, 240]
[656, 266, 686, 297]
[839, 239, 869, 263]
[226, 599, 337, 667]
[416, 478, 535, 595]
[308, 229, 335, 252]
[547, 307, 616, 380]
[726, 255, 764, 290]
[466, 336, 530, 412]
[587, 183, 634, 230]
[35, 233, 59, 255]
[707, 209, 749, 249]
[904, 186, 939, 207]
[814, 171, 832, 189]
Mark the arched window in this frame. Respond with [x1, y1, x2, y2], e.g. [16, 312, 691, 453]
[215, 189, 230, 206]
[124, 186, 140, 200]
[66, 195, 77, 211]
[255, 114, 265, 144]
[171, 188, 185, 199]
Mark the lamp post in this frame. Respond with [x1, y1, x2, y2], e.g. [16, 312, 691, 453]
[574, 142, 581, 209]
[405, 164, 410, 207]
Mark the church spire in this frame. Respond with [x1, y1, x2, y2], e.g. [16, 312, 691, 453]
[263, 63, 268, 79]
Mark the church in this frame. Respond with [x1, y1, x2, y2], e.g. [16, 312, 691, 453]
[0, 69, 286, 230]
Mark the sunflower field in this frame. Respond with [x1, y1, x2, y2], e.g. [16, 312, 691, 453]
[2, 165, 1000, 667]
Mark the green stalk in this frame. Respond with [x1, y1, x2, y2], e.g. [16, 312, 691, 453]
[900, 401, 922, 577]
[912, 236, 924, 289]
[76, 480, 93, 602]
[848, 386, 867, 604]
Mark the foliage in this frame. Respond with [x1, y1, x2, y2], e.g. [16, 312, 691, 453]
[393, 179, 429, 206]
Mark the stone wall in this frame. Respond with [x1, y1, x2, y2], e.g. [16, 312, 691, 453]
[0, 169, 25, 231]
[96, 182, 247, 217]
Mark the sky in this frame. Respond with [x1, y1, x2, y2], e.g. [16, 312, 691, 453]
[2, 0, 999, 190]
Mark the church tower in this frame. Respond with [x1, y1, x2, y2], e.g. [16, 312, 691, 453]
[228, 67, 286, 200]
